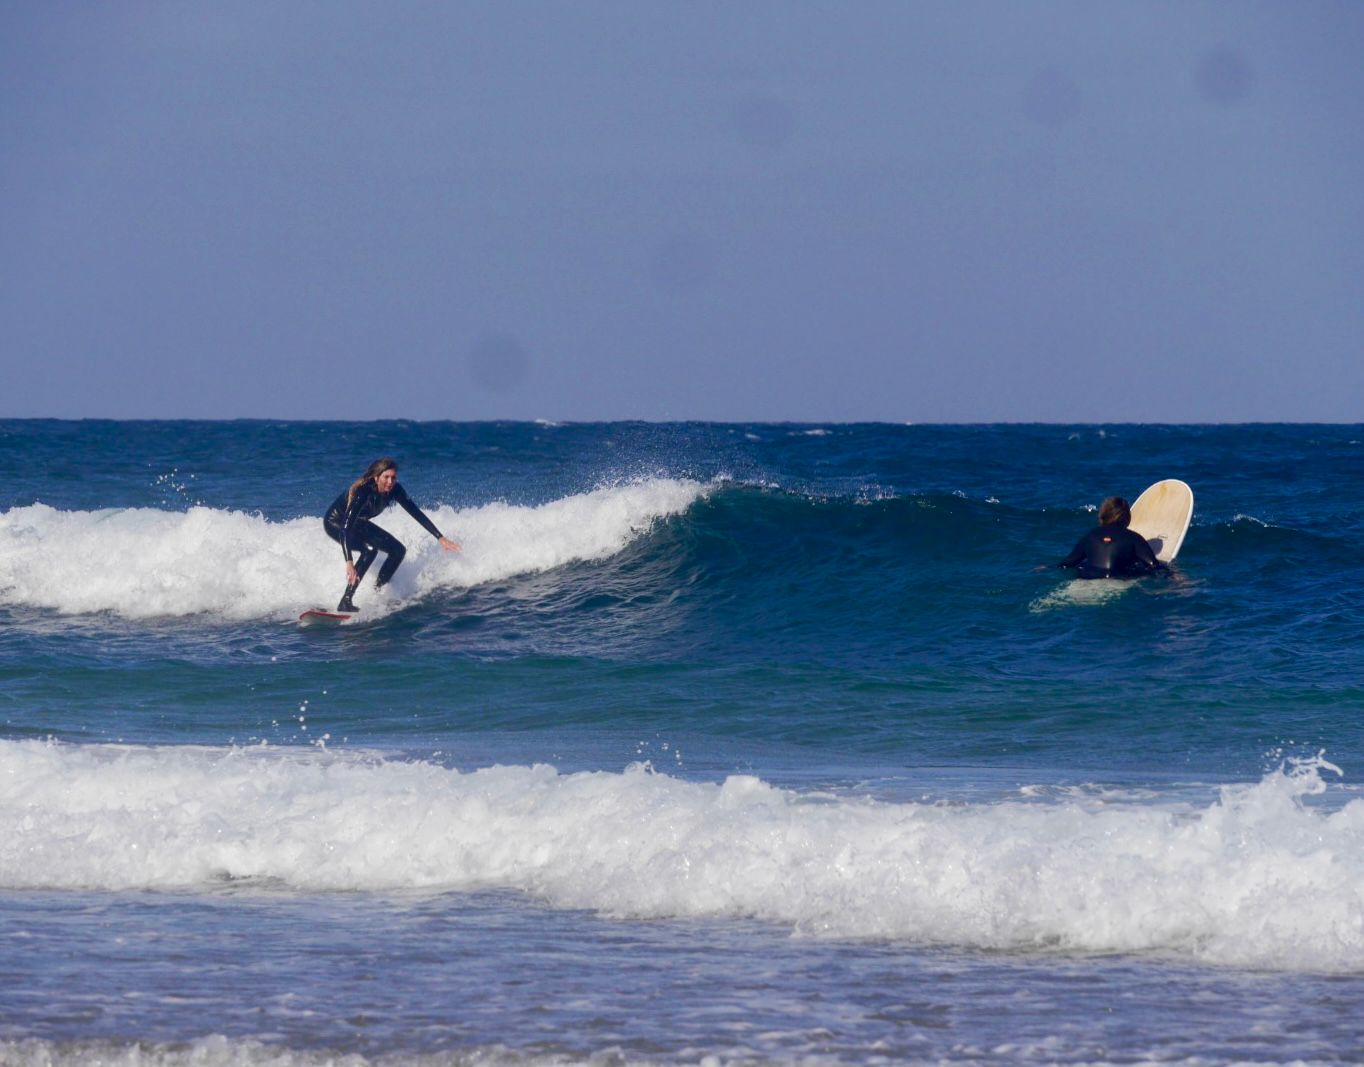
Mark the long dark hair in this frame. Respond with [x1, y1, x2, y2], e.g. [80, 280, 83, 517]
[347, 457, 398, 507]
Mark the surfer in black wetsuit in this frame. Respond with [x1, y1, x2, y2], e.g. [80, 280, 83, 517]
[324, 457, 460, 612]
[1057, 496, 1163, 580]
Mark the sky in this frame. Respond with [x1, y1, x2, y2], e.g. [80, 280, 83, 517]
[3, 1, 1362, 422]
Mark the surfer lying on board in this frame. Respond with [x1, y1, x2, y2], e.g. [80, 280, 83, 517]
[1056, 496, 1164, 580]
[324, 457, 460, 612]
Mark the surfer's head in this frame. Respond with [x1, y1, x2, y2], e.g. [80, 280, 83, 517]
[348, 457, 399, 504]
[1098, 496, 1131, 527]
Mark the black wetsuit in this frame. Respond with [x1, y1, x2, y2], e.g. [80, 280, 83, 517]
[323, 482, 444, 590]
[1058, 524, 1162, 580]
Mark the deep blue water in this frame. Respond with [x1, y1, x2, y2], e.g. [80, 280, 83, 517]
[2, 420, 1363, 1065]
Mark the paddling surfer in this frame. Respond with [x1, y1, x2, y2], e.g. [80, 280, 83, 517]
[1055, 496, 1163, 580]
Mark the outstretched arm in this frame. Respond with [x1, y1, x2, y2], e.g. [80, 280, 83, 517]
[394, 484, 460, 551]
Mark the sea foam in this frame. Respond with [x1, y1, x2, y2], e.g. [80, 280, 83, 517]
[0, 1038, 654, 1067]
[3, 740, 1361, 972]
[0, 479, 706, 621]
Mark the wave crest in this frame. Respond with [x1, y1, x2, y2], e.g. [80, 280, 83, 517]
[0, 479, 707, 621]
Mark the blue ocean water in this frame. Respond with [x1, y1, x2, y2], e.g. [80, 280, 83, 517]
[1, 420, 1362, 1066]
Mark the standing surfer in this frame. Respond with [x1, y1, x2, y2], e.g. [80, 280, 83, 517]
[324, 457, 459, 612]
[1056, 496, 1163, 579]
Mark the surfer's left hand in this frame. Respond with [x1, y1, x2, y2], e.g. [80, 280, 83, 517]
[439, 537, 461, 552]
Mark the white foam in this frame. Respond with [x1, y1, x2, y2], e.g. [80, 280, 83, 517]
[1029, 578, 1133, 612]
[0, 479, 706, 621]
[2, 742, 1361, 972]
[0, 1037, 639, 1067]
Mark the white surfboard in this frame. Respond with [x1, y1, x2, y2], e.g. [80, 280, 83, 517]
[1129, 479, 1194, 562]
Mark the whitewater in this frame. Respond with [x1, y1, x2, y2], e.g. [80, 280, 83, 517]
[0, 478, 708, 620]
[4, 740, 1362, 973]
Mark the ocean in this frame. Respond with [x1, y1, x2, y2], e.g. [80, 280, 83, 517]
[1, 420, 1362, 1066]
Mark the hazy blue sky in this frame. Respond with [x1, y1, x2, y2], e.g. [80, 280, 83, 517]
[4, 2, 1361, 421]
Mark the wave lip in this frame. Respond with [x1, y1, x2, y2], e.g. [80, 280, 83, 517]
[0, 478, 707, 621]
[3, 741, 1361, 973]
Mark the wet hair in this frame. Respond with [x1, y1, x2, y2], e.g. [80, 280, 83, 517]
[347, 457, 398, 507]
[1098, 496, 1131, 527]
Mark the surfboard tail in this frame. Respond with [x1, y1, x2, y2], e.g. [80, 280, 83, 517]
[299, 609, 355, 627]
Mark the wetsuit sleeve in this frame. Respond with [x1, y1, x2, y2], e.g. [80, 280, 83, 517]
[392, 484, 444, 540]
[1057, 535, 1087, 569]
[1132, 533, 1163, 572]
[339, 489, 368, 562]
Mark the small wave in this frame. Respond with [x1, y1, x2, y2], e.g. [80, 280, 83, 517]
[0, 480, 708, 622]
[3, 741, 1361, 972]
